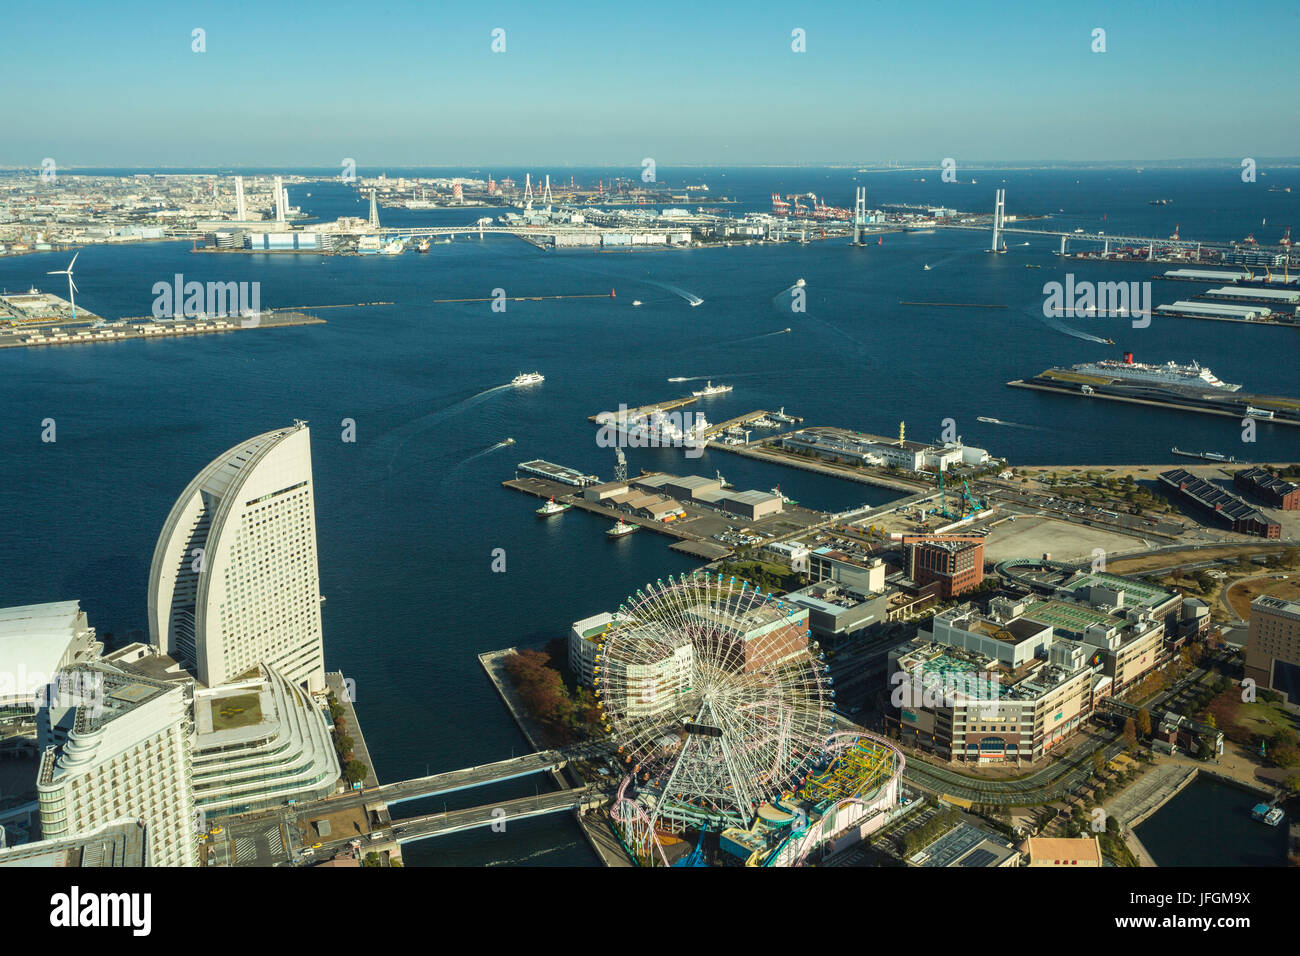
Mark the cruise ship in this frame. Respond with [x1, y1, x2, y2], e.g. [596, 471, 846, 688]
[692, 381, 733, 397]
[511, 372, 544, 387]
[1071, 353, 1240, 391]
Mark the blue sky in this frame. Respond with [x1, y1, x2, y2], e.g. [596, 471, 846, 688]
[3, 0, 1298, 166]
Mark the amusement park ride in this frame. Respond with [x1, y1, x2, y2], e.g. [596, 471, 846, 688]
[593, 571, 905, 867]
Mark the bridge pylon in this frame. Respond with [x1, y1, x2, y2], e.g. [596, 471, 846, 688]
[990, 188, 1005, 252]
[852, 186, 867, 244]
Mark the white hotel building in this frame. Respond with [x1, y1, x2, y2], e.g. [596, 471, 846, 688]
[36, 662, 198, 867]
[148, 422, 326, 692]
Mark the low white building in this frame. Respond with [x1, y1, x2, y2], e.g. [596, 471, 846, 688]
[0, 601, 102, 720]
[191, 663, 340, 818]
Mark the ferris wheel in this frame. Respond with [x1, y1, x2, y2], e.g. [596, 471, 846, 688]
[596, 571, 835, 833]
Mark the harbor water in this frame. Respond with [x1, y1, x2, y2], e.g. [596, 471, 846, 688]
[1, 167, 1297, 865]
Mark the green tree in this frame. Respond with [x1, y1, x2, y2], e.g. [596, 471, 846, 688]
[344, 760, 369, 785]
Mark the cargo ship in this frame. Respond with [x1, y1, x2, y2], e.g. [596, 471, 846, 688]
[1072, 353, 1240, 391]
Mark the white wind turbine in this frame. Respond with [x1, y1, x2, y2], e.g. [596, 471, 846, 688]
[46, 252, 80, 321]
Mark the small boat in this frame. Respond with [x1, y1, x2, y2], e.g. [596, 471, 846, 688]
[632, 300, 643, 306]
[1025, 263, 1041, 269]
[923, 264, 931, 271]
[537, 496, 570, 517]
[503, 437, 515, 445]
[1252, 803, 1284, 826]
[782, 327, 791, 333]
[607, 516, 637, 537]
[977, 416, 1005, 425]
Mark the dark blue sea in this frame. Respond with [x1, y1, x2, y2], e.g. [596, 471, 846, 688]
[1, 167, 1297, 865]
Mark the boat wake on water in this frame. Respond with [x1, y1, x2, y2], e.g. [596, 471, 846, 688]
[459, 438, 514, 465]
[1031, 307, 1112, 345]
[381, 383, 514, 475]
[648, 280, 704, 306]
[977, 417, 1046, 431]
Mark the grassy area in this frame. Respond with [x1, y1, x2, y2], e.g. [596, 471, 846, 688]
[1108, 544, 1288, 575]
[715, 559, 804, 595]
[1227, 577, 1300, 618]
[1235, 700, 1297, 738]
[210, 693, 262, 730]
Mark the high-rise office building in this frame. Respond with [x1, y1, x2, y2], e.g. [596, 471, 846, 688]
[148, 422, 325, 692]
[1245, 595, 1300, 704]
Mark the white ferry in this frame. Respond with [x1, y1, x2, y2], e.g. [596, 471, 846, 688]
[511, 372, 544, 387]
[1071, 353, 1240, 391]
[692, 381, 733, 397]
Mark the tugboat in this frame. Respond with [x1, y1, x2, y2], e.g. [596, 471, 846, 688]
[607, 516, 637, 537]
[416, 238, 431, 253]
[536, 496, 570, 517]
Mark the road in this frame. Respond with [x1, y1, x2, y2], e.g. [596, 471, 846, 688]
[900, 661, 1219, 805]
[392, 789, 604, 843]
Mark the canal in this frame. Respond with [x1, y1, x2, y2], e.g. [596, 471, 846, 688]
[1134, 774, 1287, 867]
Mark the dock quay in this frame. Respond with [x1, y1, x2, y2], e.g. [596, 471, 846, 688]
[0, 309, 324, 350]
[325, 671, 379, 788]
[705, 438, 928, 494]
[504, 471, 830, 559]
[479, 648, 630, 867]
[1009, 377, 1300, 427]
[504, 476, 714, 546]
[702, 409, 775, 438]
[587, 394, 697, 423]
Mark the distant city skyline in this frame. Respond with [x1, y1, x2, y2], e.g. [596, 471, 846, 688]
[3, 0, 1297, 166]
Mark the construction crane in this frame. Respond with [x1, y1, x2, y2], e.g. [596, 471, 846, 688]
[1279, 226, 1292, 247]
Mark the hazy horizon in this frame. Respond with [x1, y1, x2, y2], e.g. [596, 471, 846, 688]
[3, 0, 1298, 167]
